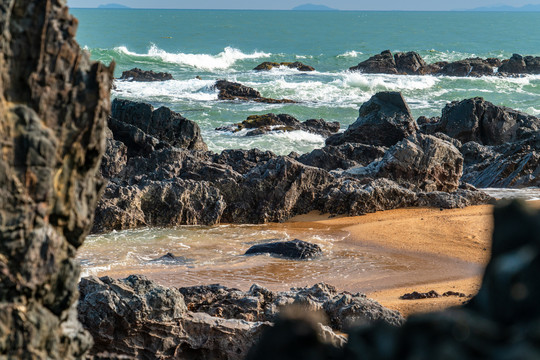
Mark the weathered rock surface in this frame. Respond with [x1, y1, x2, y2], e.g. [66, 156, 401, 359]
[244, 239, 323, 259]
[217, 113, 340, 137]
[298, 143, 387, 171]
[179, 282, 404, 331]
[79, 275, 270, 360]
[119, 68, 173, 81]
[326, 92, 418, 147]
[254, 61, 315, 71]
[420, 97, 540, 146]
[214, 79, 296, 103]
[0, 1, 113, 358]
[247, 200, 540, 360]
[349, 50, 539, 76]
[111, 98, 207, 150]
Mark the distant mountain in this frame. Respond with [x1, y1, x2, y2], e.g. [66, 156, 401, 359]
[468, 4, 540, 11]
[98, 3, 130, 9]
[292, 4, 338, 11]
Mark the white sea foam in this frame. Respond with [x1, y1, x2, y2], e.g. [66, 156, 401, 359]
[114, 45, 271, 70]
[339, 72, 439, 92]
[337, 50, 363, 58]
[113, 78, 218, 102]
[482, 188, 540, 201]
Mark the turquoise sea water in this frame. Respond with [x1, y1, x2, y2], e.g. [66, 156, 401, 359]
[72, 9, 540, 155]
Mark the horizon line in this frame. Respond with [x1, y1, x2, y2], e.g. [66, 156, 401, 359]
[68, 7, 540, 12]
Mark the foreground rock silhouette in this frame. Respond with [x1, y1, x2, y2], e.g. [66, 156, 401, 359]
[0, 1, 113, 358]
[246, 200, 540, 359]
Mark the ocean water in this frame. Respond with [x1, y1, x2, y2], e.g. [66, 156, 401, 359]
[72, 9, 540, 155]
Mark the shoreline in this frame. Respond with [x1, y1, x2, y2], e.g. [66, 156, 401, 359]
[81, 201, 540, 317]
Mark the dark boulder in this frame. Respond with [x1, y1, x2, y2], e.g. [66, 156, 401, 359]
[217, 113, 340, 137]
[111, 98, 208, 151]
[214, 80, 296, 103]
[326, 92, 418, 147]
[254, 61, 315, 71]
[498, 53, 527, 74]
[119, 67, 173, 81]
[0, 1, 113, 357]
[437, 58, 496, 77]
[421, 97, 540, 145]
[149, 252, 191, 264]
[394, 51, 430, 75]
[244, 239, 323, 259]
[349, 50, 398, 74]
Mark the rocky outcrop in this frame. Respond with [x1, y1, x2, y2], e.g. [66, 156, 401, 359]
[349, 50, 398, 74]
[499, 53, 540, 75]
[244, 239, 323, 259]
[298, 143, 387, 171]
[79, 275, 270, 360]
[214, 80, 296, 103]
[420, 97, 540, 146]
[179, 282, 404, 330]
[216, 113, 340, 137]
[246, 200, 540, 360]
[119, 68, 173, 81]
[326, 92, 418, 147]
[254, 61, 315, 71]
[0, 1, 113, 358]
[349, 50, 539, 76]
[111, 98, 208, 151]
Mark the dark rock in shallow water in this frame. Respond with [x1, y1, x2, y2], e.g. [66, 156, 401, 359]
[254, 61, 315, 71]
[349, 50, 398, 74]
[498, 53, 540, 75]
[0, 1, 113, 357]
[217, 113, 340, 137]
[150, 252, 191, 264]
[119, 67, 173, 81]
[214, 79, 296, 103]
[326, 91, 418, 147]
[394, 51, 430, 75]
[437, 58, 496, 77]
[245, 239, 323, 259]
[421, 97, 540, 146]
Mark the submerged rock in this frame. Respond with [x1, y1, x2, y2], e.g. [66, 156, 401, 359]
[0, 1, 113, 357]
[216, 113, 340, 137]
[326, 91, 418, 147]
[150, 252, 191, 264]
[244, 239, 323, 259]
[119, 67, 173, 81]
[254, 61, 316, 71]
[214, 79, 296, 103]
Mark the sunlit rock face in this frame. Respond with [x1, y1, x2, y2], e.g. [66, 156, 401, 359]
[0, 1, 113, 358]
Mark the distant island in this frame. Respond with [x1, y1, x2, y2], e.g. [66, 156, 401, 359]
[98, 3, 130, 9]
[292, 4, 338, 11]
[468, 4, 540, 11]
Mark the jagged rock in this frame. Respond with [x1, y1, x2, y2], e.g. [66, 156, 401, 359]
[298, 143, 387, 171]
[211, 149, 278, 174]
[244, 239, 323, 259]
[254, 61, 315, 71]
[349, 50, 398, 74]
[79, 275, 269, 360]
[366, 133, 464, 192]
[111, 99, 207, 150]
[217, 113, 340, 137]
[400, 290, 441, 300]
[119, 67, 173, 81]
[101, 127, 128, 179]
[421, 97, 540, 146]
[0, 1, 113, 358]
[394, 51, 430, 75]
[214, 80, 296, 103]
[180, 283, 404, 331]
[326, 92, 418, 147]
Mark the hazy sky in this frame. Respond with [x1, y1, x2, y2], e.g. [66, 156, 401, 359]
[67, 0, 540, 11]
